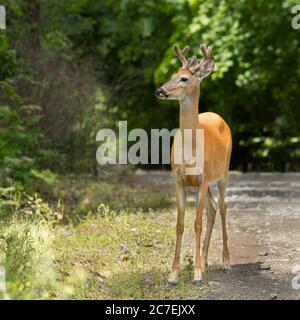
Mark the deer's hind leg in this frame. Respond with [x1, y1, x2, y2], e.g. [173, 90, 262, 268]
[193, 180, 208, 285]
[201, 187, 217, 271]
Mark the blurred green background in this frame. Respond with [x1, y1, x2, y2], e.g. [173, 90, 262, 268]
[1, 0, 300, 187]
[0, 0, 300, 300]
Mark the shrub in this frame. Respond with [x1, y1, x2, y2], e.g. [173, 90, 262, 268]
[0, 190, 63, 299]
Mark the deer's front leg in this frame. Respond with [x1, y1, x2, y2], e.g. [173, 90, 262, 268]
[193, 181, 208, 285]
[168, 182, 186, 285]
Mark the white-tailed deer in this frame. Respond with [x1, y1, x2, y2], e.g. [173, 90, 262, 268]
[155, 44, 232, 285]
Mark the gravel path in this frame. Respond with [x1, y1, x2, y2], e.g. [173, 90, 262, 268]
[135, 170, 300, 300]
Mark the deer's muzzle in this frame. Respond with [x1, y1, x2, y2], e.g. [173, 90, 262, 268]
[155, 87, 168, 98]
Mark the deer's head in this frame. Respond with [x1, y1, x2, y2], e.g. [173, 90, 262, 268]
[155, 44, 215, 100]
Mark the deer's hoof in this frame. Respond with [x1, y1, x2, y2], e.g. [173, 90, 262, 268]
[192, 270, 202, 286]
[168, 270, 179, 286]
[192, 279, 202, 286]
[167, 279, 177, 286]
[223, 266, 231, 274]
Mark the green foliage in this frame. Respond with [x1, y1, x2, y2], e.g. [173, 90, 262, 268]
[0, 191, 63, 299]
[154, 0, 300, 170]
[30, 169, 56, 185]
[44, 0, 298, 170]
[0, 105, 57, 186]
[1, 0, 299, 175]
[0, 35, 16, 80]
[2, 0, 299, 300]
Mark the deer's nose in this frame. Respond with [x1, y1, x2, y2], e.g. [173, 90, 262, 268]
[155, 87, 167, 98]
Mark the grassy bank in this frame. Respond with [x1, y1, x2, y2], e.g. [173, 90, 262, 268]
[0, 174, 212, 299]
[54, 207, 211, 299]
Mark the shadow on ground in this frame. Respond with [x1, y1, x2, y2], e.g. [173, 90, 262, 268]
[203, 262, 299, 300]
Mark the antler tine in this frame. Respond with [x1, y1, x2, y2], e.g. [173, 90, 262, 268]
[207, 45, 212, 57]
[182, 46, 190, 55]
[173, 44, 190, 67]
[200, 44, 213, 59]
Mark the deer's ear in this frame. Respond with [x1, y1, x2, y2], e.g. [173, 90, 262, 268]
[197, 58, 215, 81]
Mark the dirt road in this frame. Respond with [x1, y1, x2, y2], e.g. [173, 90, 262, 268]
[135, 171, 300, 300]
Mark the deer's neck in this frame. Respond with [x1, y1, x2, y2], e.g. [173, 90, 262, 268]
[179, 88, 200, 131]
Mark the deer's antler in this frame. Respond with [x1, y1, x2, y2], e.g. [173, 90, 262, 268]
[174, 43, 214, 74]
[189, 44, 213, 74]
[173, 44, 190, 68]
[200, 44, 213, 59]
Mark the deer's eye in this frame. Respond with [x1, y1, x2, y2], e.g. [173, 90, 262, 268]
[180, 77, 189, 82]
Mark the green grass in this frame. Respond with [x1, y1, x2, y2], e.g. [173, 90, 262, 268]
[1, 177, 214, 300]
[52, 176, 174, 223]
[54, 208, 210, 299]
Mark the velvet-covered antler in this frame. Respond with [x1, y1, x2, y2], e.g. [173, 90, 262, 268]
[173, 44, 190, 68]
[173, 43, 214, 75]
